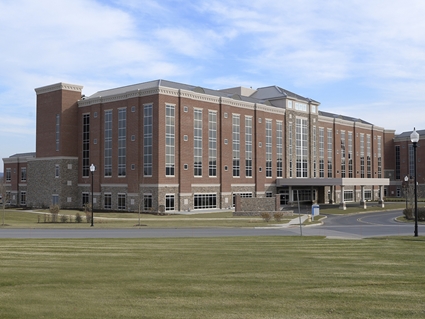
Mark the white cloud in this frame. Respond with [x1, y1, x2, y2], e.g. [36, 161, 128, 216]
[2, 0, 425, 162]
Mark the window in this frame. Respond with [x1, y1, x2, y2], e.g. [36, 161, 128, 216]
[360, 134, 365, 178]
[312, 125, 317, 178]
[165, 194, 175, 211]
[6, 168, 11, 182]
[266, 192, 273, 198]
[104, 193, 112, 209]
[165, 105, 175, 176]
[348, 132, 353, 178]
[82, 114, 90, 177]
[118, 108, 126, 177]
[144, 194, 153, 211]
[293, 189, 316, 202]
[209, 111, 217, 177]
[21, 167, 27, 182]
[266, 119, 272, 177]
[55, 164, 60, 178]
[289, 123, 293, 177]
[144, 104, 153, 176]
[232, 192, 252, 207]
[194, 109, 202, 176]
[319, 128, 324, 178]
[364, 190, 372, 201]
[20, 191, 26, 206]
[232, 114, 240, 177]
[276, 121, 283, 177]
[344, 191, 354, 202]
[194, 194, 217, 209]
[327, 129, 333, 178]
[395, 145, 400, 180]
[296, 118, 308, 177]
[131, 106, 135, 112]
[367, 134, 371, 178]
[82, 193, 89, 207]
[52, 195, 59, 205]
[104, 110, 112, 176]
[409, 144, 414, 179]
[287, 101, 293, 109]
[295, 102, 307, 111]
[118, 194, 126, 210]
[341, 131, 346, 178]
[56, 114, 60, 151]
[377, 136, 382, 178]
[245, 116, 253, 177]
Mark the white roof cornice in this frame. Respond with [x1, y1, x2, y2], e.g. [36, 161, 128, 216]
[35, 83, 83, 95]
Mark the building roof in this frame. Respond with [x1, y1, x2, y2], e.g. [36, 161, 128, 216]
[9, 152, 36, 158]
[396, 129, 425, 138]
[318, 110, 372, 125]
[85, 79, 319, 107]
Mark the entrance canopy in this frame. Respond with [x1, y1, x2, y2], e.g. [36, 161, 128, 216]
[276, 178, 390, 210]
[276, 178, 390, 187]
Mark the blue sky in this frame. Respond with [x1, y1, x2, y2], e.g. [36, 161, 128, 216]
[1, 0, 425, 167]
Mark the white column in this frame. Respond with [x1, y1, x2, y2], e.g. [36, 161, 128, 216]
[378, 185, 384, 208]
[360, 185, 366, 209]
[339, 185, 346, 210]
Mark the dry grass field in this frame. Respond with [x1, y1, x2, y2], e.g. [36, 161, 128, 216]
[0, 236, 424, 318]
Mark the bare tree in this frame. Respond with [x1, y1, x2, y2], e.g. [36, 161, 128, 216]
[0, 179, 7, 226]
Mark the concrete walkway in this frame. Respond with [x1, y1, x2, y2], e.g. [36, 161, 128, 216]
[255, 214, 310, 229]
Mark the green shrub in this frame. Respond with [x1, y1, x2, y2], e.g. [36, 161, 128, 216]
[60, 215, 68, 223]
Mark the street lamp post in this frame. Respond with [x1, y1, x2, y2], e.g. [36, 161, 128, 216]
[90, 164, 96, 227]
[410, 128, 420, 237]
[404, 175, 409, 210]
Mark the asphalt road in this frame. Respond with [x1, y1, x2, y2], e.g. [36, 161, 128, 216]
[0, 210, 420, 239]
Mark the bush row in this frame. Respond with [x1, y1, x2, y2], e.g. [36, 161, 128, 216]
[260, 212, 285, 222]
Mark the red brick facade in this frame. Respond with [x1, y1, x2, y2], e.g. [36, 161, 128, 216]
[4, 80, 415, 211]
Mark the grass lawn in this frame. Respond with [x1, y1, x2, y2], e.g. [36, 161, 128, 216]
[0, 236, 424, 318]
[0, 209, 293, 228]
[0, 202, 409, 229]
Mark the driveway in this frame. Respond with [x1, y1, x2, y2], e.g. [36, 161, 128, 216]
[0, 210, 419, 239]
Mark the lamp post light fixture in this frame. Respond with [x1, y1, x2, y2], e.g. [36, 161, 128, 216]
[404, 175, 409, 210]
[410, 128, 420, 237]
[90, 164, 96, 227]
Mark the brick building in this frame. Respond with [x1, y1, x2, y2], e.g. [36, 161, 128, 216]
[3, 79, 402, 212]
[385, 129, 425, 199]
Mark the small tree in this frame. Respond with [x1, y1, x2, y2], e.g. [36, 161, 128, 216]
[260, 212, 272, 222]
[84, 203, 92, 223]
[49, 204, 60, 223]
[0, 179, 7, 226]
[75, 212, 83, 223]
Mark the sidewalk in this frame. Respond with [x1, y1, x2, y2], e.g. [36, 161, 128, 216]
[255, 214, 310, 229]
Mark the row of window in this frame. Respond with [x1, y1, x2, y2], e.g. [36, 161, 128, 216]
[78, 105, 383, 180]
[343, 190, 372, 202]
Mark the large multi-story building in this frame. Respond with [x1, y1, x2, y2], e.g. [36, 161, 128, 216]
[3, 79, 408, 212]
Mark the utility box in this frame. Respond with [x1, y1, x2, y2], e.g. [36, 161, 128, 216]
[311, 204, 320, 220]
